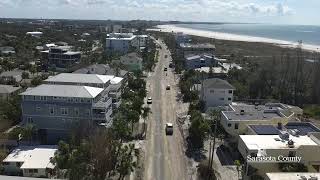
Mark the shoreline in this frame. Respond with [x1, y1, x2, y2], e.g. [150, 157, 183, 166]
[149, 24, 320, 53]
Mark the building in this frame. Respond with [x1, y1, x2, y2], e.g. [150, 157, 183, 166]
[26, 32, 43, 38]
[106, 33, 138, 53]
[134, 35, 149, 48]
[238, 132, 320, 179]
[179, 43, 215, 56]
[0, 69, 26, 83]
[43, 46, 81, 70]
[265, 173, 320, 180]
[221, 103, 302, 137]
[44, 73, 124, 109]
[119, 52, 143, 71]
[112, 25, 122, 33]
[2, 145, 57, 177]
[0, 85, 22, 100]
[20, 84, 112, 143]
[185, 54, 217, 70]
[175, 32, 191, 45]
[73, 64, 128, 78]
[0, 46, 15, 56]
[200, 78, 235, 108]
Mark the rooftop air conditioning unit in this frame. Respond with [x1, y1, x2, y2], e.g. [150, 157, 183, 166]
[288, 139, 295, 148]
[240, 110, 245, 115]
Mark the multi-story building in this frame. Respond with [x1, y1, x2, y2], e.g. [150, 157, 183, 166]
[238, 132, 320, 179]
[106, 33, 138, 54]
[134, 35, 149, 48]
[200, 78, 235, 109]
[3, 145, 57, 177]
[73, 64, 128, 79]
[42, 46, 81, 70]
[221, 103, 302, 138]
[20, 84, 112, 143]
[175, 32, 191, 45]
[119, 52, 143, 71]
[44, 73, 124, 110]
[185, 53, 217, 70]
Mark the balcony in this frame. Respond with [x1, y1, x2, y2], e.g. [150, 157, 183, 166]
[112, 99, 122, 109]
[93, 96, 112, 110]
[109, 91, 121, 99]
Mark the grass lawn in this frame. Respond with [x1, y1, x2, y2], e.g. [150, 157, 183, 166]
[303, 105, 320, 119]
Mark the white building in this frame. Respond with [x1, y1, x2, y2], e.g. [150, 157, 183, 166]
[3, 145, 57, 177]
[134, 35, 149, 48]
[200, 78, 235, 108]
[106, 33, 138, 53]
[238, 133, 320, 179]
[265, 173, 320, 180]
[26, 32, 43, 38]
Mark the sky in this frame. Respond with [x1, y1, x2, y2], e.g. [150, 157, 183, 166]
[0, 0, 319, 25]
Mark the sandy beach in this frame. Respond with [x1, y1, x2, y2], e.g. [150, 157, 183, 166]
[149, 24, 320, 53]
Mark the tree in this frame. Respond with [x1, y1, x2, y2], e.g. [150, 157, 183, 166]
[234, 160, 242, 180]
[22, 71, 29, 79]
[115, 144, 136, 180]
[188, 110, 209, 149]
[112, 114, 131, 142]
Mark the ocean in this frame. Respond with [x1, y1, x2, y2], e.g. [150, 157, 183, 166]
[175, 24, 320, 46]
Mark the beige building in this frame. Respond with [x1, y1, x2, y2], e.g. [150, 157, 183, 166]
[265, 172, 320, 180]
[220, 103, 302, 138]
[238, 133, 320, 179]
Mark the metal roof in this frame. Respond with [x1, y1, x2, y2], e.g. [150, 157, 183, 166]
[20, 84, 103, 98]
[73, 64, 128, 77]
[45, 73, 112, 84]
[3, 145, 57, 169]
[202, 78, 235, 90]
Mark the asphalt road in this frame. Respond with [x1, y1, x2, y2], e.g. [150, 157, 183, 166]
[144, 39, 188, 180]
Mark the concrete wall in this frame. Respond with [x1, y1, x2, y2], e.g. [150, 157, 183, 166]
[201, 88, 233, 108]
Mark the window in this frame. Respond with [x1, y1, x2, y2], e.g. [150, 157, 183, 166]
[227, 123, 231, 127]
[27, 117, 33, 124]
[49, 107, 54, 115]
[74, 108, 79, 116]
[235, 123, 239, 129]
[250, 153, 257, 157]
[36, 106, 41, 111]
[28, 169, 38, 173]
[228, 97, 232, 101]
[61, 108, 68, 115]
[229, 90, 233, 94]
[86, 109, 91, 116]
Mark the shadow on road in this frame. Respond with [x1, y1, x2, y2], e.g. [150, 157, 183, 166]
[216, 145, 236, 166]
[185, 137, 207, 162]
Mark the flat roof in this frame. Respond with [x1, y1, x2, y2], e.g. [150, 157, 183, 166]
[249, 125, 280, 135]
[202, 78, 235, 90]
[223, 104, 284, 121]
[285, 122, 320, 135]
[64, 51, 81, 55]
[180, 43, 215, 49]
[20, 84, 103, 98]
[45, 73, 112, 84]
[3, 145, 57, 169]
[240, 135, 318, 150]
[266, 173, 320, 180]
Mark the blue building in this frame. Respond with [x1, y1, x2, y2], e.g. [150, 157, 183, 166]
[185, 54, 217, 70]
[20, 84, 112, 143]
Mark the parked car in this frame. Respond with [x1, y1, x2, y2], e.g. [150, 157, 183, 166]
[166, 85, 170, 90]
[165, 123, 173, 135]
[147, 97, 152, 104]
[164, 67, 167, 71]
[165, 55, 168, 58]
[169, 63, 173, 68]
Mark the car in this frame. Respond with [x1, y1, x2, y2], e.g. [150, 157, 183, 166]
[169, 63, 173, 68]
[147, 97, 152, 104]
[165, 55, 168, 58]
[164, 67, 167, 71]
[165, 123, 173, 135]
[166, 85, 170, 90]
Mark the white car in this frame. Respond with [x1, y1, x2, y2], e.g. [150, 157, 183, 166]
[147, 97, 152, 104]
[165, 123, 173, 135]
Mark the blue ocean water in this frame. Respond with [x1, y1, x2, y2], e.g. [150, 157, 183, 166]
[175, 23, 320, 46]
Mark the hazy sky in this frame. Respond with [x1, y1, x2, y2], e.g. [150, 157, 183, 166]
[0, 0, 319, 25]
